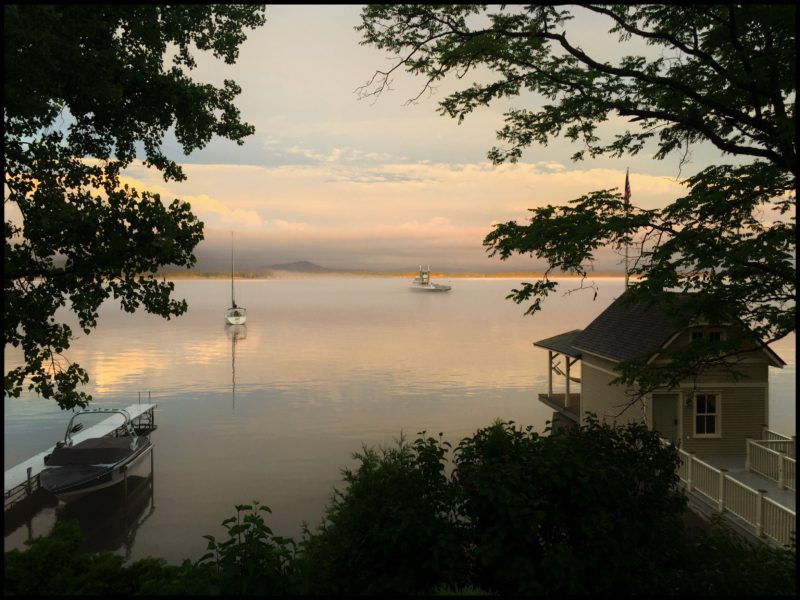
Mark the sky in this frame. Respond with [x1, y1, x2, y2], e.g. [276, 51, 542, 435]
[119, 5, 713, 273]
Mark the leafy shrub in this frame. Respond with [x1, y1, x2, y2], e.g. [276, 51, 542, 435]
[298, 433, 468, 595]
[195, 501, 299, 595]
[3, 520, 193, 595]
[677, 514, 796, 596]
[452, 415, 687, 594]
[4, 417, 795, 596]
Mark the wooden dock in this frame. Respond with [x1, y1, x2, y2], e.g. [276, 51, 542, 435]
[4, 403, 157, 510]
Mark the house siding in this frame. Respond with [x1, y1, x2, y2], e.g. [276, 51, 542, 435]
[541, 314, 780, 459]
[579, 347, 769, 456]
[649, 360, 768, 385]
[679, 385, 767, 456]
[666, 328, 774, 363]
[580, 357, 642, 426]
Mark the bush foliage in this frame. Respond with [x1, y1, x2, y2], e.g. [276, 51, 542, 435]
[5, 417, 796, 595]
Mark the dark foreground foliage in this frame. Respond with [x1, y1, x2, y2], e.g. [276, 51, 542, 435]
[4, 417, 796, 595]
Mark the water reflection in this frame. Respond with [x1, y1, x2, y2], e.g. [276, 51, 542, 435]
[59, 473, 155, 559]
[225, 324, 247, 413]
[4, 489, 59, 541]
[4, 278, 795, 564]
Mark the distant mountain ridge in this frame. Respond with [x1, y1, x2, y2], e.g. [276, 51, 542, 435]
[264, 260, 337, 273]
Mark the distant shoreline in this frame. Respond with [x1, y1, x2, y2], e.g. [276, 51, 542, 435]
[161, 271, 628, 280]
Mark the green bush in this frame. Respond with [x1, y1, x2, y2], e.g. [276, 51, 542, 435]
[677, 514, 796, 595]
[452, 416, 688, 594]
[4, 417, 796, 596]
[298, 433, 468, 595]
[3, 521, 194, 595]
[194, 501, 299, 595]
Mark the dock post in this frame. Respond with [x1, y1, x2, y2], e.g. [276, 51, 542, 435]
[26, 466, 33, 496]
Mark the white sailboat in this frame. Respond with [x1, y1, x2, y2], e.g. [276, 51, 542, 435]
[225, 233, 247, 325]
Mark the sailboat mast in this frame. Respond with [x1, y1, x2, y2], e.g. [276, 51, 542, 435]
[231, 232, 235, 306]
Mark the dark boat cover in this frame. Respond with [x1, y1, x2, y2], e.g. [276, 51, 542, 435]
[45, 436, 140, 466]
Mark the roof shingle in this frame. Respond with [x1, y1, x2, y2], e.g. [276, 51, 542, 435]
[570, 291, 693, 362]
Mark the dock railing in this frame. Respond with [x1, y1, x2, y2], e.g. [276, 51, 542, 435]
[675, 447, 796, 548]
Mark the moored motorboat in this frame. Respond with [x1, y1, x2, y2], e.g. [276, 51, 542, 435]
[39, 408, 152, 502]
[410, 265, 451, 292]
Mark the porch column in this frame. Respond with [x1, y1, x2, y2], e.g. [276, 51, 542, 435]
[548, 351, 553, 396]
[565, 358, 571, 402]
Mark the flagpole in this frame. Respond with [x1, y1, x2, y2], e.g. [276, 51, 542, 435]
[624, 168, 630, 290]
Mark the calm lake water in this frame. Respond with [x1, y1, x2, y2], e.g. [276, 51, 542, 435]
[4, 277, 796, 563]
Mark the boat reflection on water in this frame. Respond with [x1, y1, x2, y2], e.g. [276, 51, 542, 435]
[225, 323, 247, 413]
[57, 469, 155, 558]
[4, 450, 155, 560]
[3, 488, 59, 542]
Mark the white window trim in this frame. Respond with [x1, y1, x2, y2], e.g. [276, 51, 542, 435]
[693, 390, 722, 438]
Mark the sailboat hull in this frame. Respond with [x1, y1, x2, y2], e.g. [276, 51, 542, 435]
[225, 307, 247, 325]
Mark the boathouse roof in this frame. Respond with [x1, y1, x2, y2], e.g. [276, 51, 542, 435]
[533, 329, 583, 358]
[570, 292, 688, 362]
[533, 291, 785, 366]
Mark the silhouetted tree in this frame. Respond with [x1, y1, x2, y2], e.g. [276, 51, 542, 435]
[4, 5, 267, 408]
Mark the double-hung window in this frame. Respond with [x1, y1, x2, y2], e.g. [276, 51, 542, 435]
[694, 392, 720, 437]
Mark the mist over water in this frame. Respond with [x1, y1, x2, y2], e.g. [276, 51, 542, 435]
[4, 277, 795, 563]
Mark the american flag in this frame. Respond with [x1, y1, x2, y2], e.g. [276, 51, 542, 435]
[623, 168, 631, 207]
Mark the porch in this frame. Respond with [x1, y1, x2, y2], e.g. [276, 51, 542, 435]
[533, 329, 583, 422]
[537, 393, 581, 421]
[675, 435, 796, 548]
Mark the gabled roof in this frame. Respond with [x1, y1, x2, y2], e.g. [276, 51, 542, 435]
[570, 291, 691, 362]
[533, 329, 582, 358]
[533, 290, 786, 367]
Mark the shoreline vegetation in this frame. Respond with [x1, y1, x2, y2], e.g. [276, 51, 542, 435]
[5, 417, 795, 596]
[161, 270, 630, 280]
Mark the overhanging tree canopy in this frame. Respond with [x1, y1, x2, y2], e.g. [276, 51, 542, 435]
[4, 5, 267, 409]
[358, 4, 795, 398]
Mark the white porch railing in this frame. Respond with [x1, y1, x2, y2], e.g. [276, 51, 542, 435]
[677, 448, 796, 547]
[761, 426, 794, 441]
[746, 439, 796, 491]
[759, 427, 796, 458]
